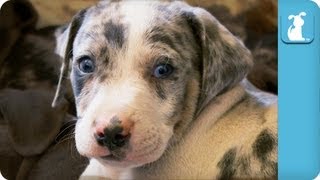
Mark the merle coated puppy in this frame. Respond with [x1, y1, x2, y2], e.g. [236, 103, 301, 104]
[53, 1, 278, 179]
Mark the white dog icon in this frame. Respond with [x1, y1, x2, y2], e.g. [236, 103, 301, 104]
[314, 172, 320, 180]
[287, 12, 307, 41]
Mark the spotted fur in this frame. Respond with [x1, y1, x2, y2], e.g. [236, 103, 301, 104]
[53, 1, 277, 179]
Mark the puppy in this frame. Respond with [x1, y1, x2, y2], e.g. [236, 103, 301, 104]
[53, 1, 277, 179]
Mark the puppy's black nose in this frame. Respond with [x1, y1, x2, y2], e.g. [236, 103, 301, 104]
[94, 125, 129, 150]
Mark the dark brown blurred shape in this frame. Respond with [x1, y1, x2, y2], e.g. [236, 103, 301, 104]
[0, 1, 88, 179]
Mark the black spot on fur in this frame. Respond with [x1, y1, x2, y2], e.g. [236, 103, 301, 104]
[104, 21, 125, 48]
[252, 129, 275, 162]
[217, 148, 237, 180]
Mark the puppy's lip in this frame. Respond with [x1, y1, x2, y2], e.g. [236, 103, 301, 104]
[100, 154, 122, 161]
[83, 149, 111, 158]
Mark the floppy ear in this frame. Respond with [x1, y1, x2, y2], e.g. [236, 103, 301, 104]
[288, 15, 295, 20]
[182, 6, 253, 114]
[52, 9, 87, 107]
[0, 89, 68, 156]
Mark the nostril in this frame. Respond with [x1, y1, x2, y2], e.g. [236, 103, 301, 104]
[94, 131, 106, 146]
[96, 131, 105, 138]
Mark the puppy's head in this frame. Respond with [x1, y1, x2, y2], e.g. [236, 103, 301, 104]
[54, 1, 252, 168]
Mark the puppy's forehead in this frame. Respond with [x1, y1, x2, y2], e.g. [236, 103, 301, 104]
[73, 1, 188, 57]
[87, 1, 156, 33]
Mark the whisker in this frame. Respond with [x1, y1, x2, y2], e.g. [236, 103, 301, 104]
[55, 120, 77, 142]
[54, 134, 75, 147]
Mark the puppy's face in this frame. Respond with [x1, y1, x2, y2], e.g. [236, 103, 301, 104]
[70, 1, 201, 168]
[55, 1, 252, 169]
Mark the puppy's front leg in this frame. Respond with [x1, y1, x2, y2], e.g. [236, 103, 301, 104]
[80, 159, 109, 180]
[80, 159, 132, 180]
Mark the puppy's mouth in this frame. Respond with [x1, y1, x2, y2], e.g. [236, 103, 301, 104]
[101, 154, 122, 161]
[100, 150, 126, 161]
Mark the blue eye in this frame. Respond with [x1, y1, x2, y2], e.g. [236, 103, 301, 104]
[153, 64, 174, 78]
[78, 57, 95, 73]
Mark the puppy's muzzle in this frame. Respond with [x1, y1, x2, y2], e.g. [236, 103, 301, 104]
[94, 116, 131, 151]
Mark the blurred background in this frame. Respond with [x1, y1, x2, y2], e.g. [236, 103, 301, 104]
[30, 0, 276, 28]
[0, 0, 277, 179]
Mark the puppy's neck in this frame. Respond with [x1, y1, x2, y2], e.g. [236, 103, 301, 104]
[167, 81, 247, 150]
[194, 84, 247, 128]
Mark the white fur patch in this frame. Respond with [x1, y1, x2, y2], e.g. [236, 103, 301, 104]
[75, 81, 137, 158]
